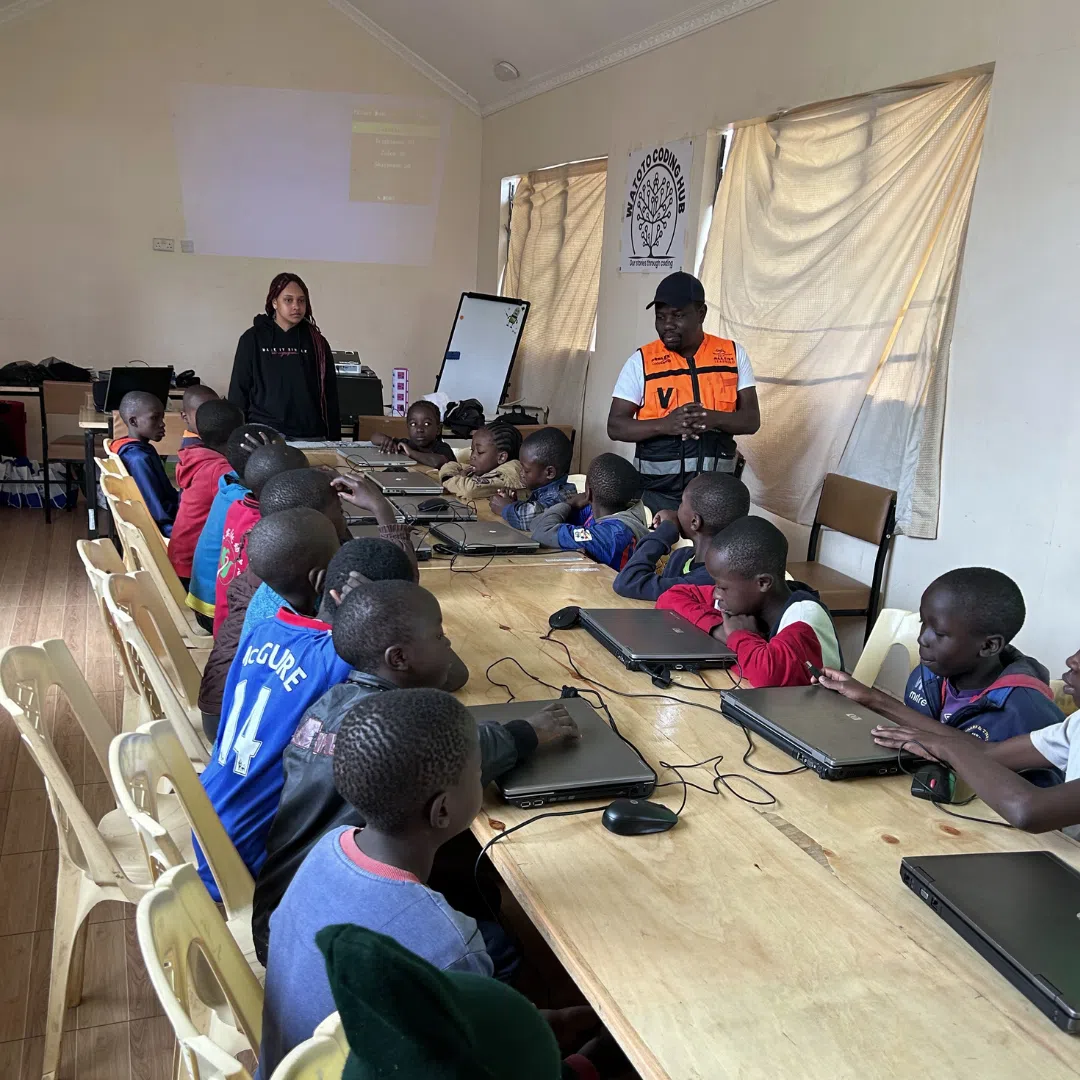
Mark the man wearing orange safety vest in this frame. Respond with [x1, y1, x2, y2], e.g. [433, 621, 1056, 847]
[607, 272, 760, 511]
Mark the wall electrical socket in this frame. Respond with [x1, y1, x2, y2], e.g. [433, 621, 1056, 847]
[180, 240, 195, 254]
[152, 237, 175, 252]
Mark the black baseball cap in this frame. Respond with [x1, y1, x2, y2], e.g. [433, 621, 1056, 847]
[646, 271, 706, 310]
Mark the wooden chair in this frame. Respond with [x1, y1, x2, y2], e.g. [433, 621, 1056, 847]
[786, 473, 897, 643]
[112, 498, 210, 645]
[851, 609, 922, 687]
[270, 1013, 347, 1080]
[0, 638, 160, 1080]
[105, 570, 211, 763]
[42, 380, 90, 523]
[136, 863, 264, 1079]
[110, 720, 262, 974]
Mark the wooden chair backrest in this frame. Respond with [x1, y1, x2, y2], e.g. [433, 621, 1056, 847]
[814, 473, 896, 547]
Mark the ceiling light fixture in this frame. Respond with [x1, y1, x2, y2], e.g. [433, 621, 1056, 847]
[493, 60, 520, 82]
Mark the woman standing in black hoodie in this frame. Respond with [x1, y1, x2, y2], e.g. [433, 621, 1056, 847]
[228, 273, 341, 439]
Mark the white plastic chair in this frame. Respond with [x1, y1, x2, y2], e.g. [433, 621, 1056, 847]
[110, 720, 262, 975]
[0, 639, 163, 1080]
[136, 863, 264, 1080]
[851, 609, 922, 685]
[270, 1013, 347, 1080]
[105, 570, 211, 764]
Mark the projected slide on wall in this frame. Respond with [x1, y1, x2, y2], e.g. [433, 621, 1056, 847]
[171, 85, 448, 265]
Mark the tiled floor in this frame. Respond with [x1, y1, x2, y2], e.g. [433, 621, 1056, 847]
[0, 508, 174, 1080]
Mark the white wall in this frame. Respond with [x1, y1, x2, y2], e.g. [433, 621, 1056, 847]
[0, 0, 481, 398]
[479, 0, 1080, 669]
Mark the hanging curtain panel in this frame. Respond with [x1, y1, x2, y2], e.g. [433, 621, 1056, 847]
[700, 74, 991, 536]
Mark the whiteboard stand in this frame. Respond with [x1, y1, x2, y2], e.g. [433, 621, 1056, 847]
[434, 292, 530, 420]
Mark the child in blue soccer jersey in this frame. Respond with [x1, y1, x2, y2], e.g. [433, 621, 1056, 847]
[195, 507, 352, 898]
[530, 452, 649, 571]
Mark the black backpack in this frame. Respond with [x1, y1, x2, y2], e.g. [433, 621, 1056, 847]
[443, 398, 485, 438]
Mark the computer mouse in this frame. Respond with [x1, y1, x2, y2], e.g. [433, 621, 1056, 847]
[548, 605, 581, 630]
[602, 798, 679, 836]
[418, 498, 449, 512]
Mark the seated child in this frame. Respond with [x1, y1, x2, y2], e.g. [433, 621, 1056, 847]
[212, 440, 308, 634]
[108, 391, 178, 535]
[870, 646, 1079, 836]
[196, 508, 349, 896]
[531, 453, 648, 571]
[490, 426, 576, 531]
[658, 516, 841, 686]
[614, 472, 750, 600]
[251, 576, 577, 964]
[258, 688, 491, 1075]
[439, 421, 526, 502]
[178, 383, 219, 450]
[372, 399, 455, 468]
[818, 567, 1064, 749]
[168, 399, 243, 586]
[186, 422, 279, 629]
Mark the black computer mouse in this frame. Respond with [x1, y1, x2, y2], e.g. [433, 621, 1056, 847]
[418, 498, 449, 512]
[602, 798, 679, 836]
[548, 605, 581, 630]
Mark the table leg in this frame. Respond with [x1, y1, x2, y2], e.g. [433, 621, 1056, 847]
[84, 428, 97, 538]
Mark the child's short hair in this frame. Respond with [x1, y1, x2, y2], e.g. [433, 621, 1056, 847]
[332, 579, 439, 672]
[246, 508, 338, 595]
[332, 688, 475, 833]
[483, 421, 523, 461]
[117, 390, 163, 420]
[244, 442, 308, 498]
[195, 399, 244, 452]
[225, 423, 280, 477]
[709, 516, 787, 579]
[258, 467, 336, 517]
[182, 384, 218, 417]
[407, 400, 441, 423]
[324, 538, 414, 597]
[926, 568, 1026, 642]
[587, 453, 642, 511]
[685, 473, 751, 533]
[520, 427, 572, 476]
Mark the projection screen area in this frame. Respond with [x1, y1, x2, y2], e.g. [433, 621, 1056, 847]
[171, 84, 449, 265]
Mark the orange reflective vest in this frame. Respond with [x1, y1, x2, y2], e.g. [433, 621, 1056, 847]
[636, 335, 739, 420]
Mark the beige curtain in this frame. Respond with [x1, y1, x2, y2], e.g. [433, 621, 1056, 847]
[700, 74, 991, 537]
[503, 159, 607, 450]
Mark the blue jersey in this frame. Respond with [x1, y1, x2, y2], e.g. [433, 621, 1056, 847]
[195, 609, 350, 899]
[111, 438, 178, 535]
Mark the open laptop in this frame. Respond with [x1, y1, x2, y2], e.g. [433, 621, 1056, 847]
[720, 685, 920, 780]
[347, 523, 432, 561]
[578, 608, 735, 673]
[470, 697, 656, 809]
[371, 471, 443, 496]
[391, 495, 477, 523]
[901, 851, 1080, 1032]
[347, 446, 415, 468]
[431, 520, 539, 555]
[104, 366, 173, 411]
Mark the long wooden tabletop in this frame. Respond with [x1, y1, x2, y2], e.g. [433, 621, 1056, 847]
[419, 560, 1080, 1080]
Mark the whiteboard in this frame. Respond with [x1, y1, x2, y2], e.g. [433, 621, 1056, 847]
[434, 292, 530, 419]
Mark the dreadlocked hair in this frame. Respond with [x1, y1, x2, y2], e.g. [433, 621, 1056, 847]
[484, 421, 523, 461]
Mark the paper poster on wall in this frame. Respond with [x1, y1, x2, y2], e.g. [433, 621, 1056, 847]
[619, 139, 693, 274]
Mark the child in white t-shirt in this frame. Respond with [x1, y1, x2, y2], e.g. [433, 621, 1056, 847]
[872, 647, 1080, 836]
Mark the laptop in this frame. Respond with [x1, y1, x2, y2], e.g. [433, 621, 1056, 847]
[104, 366, 173, 411]
[720, 685, 920, 780]
[391, 495, 477, 523]
[347, 446, 415, 468]
[470, 697, 656, 809]
[431, 520, 540, 555]
[347, 523, 432, 560]
[901, 851, 1080, 1033]
[578, 608, 735, 672]
[371, 471, 443, 496]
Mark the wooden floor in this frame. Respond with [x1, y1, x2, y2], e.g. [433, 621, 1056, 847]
[0, 507, 173, 1080]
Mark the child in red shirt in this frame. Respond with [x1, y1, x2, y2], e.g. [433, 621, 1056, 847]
[657, 516, 841, 686]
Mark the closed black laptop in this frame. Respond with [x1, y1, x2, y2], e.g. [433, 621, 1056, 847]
[578, 608, 735, 671]
[391, 496, 476, 523]
[901, 851, 1080, 1033]
[347, 523, 432, 560]
[371, 471, 443, 496]
[720, 685, 919, 780]
[431, 520, 539, 554]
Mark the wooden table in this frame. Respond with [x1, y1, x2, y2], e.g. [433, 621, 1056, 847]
[418, 560, 1080, 1079]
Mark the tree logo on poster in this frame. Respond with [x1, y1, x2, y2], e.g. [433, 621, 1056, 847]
[621, 139, 692, 274]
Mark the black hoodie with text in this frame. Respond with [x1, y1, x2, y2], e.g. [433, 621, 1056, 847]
[228, 314, 341, 439]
